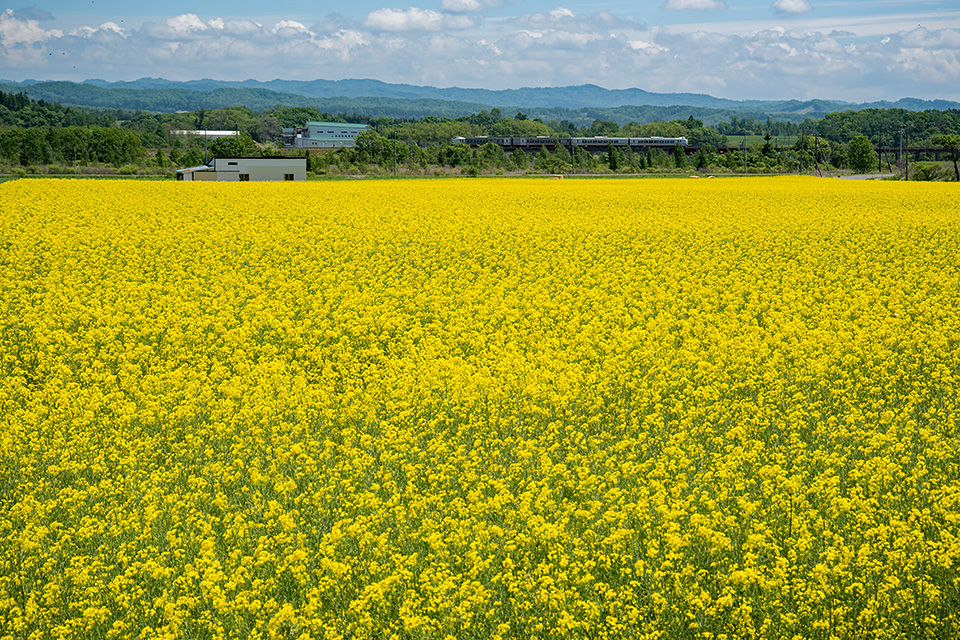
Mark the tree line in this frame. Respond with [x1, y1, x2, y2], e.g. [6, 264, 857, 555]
[1, 89, 958, 179]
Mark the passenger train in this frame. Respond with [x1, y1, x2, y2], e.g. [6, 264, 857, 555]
[452, 135, 689, 148]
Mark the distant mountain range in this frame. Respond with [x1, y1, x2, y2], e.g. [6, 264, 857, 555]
[2, 77, 957, 125]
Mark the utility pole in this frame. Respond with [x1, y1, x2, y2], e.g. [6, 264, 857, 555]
[800, 128, 804, 175]
[904, 124, 910, 181]
[742, 134, 747, 174]
[899, 126, 904, 179]
[814, 135, 823, 177]
[393, 130, 398, 177]
[571, 138, 575, 175]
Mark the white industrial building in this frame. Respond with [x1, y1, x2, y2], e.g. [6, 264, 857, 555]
[284, 121, 368, 148]
[171, 129, 241, 141]
[176, 157, 307, 181]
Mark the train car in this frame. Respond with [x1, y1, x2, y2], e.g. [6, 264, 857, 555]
[570, 137, 626, 146]
[528, 136, 555, 146]
[455, 134, 689, 149]
[630, 136, 689, 147]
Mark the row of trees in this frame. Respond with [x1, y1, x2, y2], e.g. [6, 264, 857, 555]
[303, 128, 952, 177]
[1, 89, 958, 179]
[0, 91, 120, 128]
[0, 126, 145, 167]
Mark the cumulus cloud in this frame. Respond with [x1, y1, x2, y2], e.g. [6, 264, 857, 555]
[274, 20, 312, 37]
[772, 0, 813, 15]
[628, 39, 668, 53]
[0, 7, 60, 43]
[662, 0, 727, 10]
[440, 0, 505, 11]
[69, 21, 126, 39]
[511, 7, 642, 32]
[2, 7, 958, 102]
[221, 19, 263, 36]
[441, 0, 483, 11]
[364, 8, 474, 31]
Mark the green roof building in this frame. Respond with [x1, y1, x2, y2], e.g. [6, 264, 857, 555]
[291, 121, 368, 148]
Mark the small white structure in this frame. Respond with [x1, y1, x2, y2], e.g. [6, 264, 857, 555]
[176, 157, 307, 181]
[172, 130, 241, 141]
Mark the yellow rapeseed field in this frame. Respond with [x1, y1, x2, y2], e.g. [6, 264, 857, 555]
[1, 177, 958, 640]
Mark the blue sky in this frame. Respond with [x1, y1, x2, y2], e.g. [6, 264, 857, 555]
[2, 0, 959, 101]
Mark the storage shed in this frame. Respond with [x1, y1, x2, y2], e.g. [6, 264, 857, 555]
[176, 157, 307, 181]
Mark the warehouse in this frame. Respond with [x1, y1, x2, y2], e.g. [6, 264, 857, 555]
[176, 157, 307, 181]
[284, 121, 368, 148]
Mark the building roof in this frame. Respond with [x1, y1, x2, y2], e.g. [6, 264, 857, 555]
[176, 157, 306, 173]
[305, 121, 368, 129]
[175, 164, 213, 174]
[172, 130, 241, 137]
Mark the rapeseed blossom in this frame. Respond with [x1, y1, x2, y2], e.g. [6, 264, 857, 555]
[0, 177, 958, 639]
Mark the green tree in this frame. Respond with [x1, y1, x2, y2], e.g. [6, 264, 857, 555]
[933, 134, 960, 181]
[180, 148, 205, 167]
[674, 144, 687, 169]
[353, 130, 386, 164]
[761, 132, 773, 157]
[590, 119, 620, 137]
[695, 148, 709, 170]
[209, 133, 258, 158]
[607, 144, 622, 171]
[847, 135, 878, 174]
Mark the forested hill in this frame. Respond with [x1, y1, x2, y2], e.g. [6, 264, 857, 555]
[0, 81, 491, 120]
[3, 79, 958, 125]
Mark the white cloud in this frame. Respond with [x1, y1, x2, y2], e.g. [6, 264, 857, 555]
[141, 13, 228, 39]
[364, 8, 474, 31]
[662, 0, 727, 11]
[441, 0, 504, 11]
[222, 19, 263, 36]
[99, 22, 126, 36]
[628, 39, 668, 52]
[441, 0, 483, 11]
[0, 7, 61, 44]
[314, 29, 370, 59]
[512, 7, 642, 32]
[166, 14, 208, 33]
[772, 0, 813, 15]
[274, 20, 311, 37]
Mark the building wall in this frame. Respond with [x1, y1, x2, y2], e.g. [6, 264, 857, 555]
[178, 158, 307, 181]
[305, 123, 367, 140]
[211, 158, 307, 181]
[290, 122, 368, 149]
[294, 138, 356, 149]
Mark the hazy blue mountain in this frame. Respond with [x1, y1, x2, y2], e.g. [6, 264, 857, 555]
[2, 78, 956, 122]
